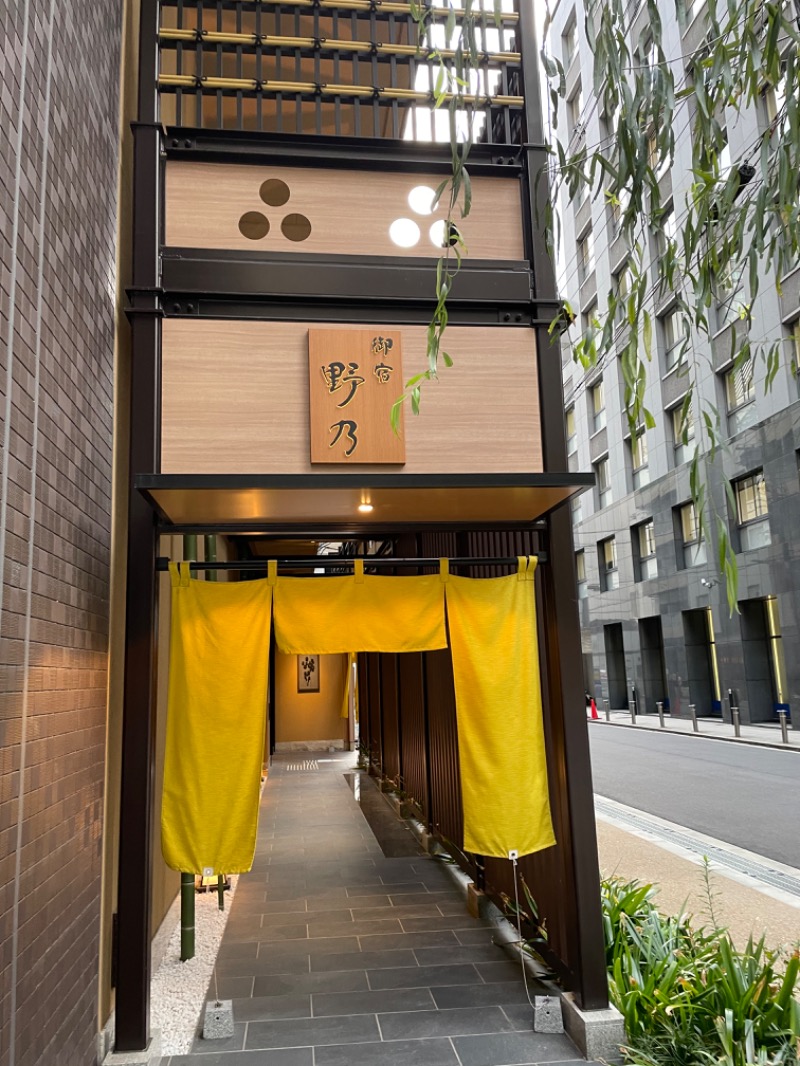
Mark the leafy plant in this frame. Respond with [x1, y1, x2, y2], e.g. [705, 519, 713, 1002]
[601, 876, 800, 1066]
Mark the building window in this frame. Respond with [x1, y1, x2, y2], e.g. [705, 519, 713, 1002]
[599, 538, 619, 592]
[595, 456, 611, 507]
[791, 321, 800, 396]
[671, 401, 695, 466]
[725, 358, 756, 434]
[609, 186, 631, 235]
[679, 501, 707, 568]
[571, 492, 584, 525]
[647, 131, 670, 180]
[566, 406, 577, 456]
[713, 263, 744, 331]
[568, 84, 584, 134]
[655, 205, 677, 260]
[734, 470, 771, 551]
[635, 520, 658, 581]
[599, 537, 619, 591]
[563, 16, 577, 67]
[590, 378, 606, 432]
[613, 265, 629, 326]
[762, 66, 788, 139]
[631, 429, 650, 488]
[576, 549, 588, 598]
[577, 227, 595, 283]
[661, 307, 687, 371]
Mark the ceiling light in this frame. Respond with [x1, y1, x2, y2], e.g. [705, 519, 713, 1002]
[358, 503, 374, 513]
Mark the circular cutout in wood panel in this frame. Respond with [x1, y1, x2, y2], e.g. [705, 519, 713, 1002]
[260, 179, 291, 206]
[429, 219, 461, 248]
[389, 218, 421, 248]
[281, 213, 312, 242]
[408, 185, 436, 215]
[239, 211, 270, 240]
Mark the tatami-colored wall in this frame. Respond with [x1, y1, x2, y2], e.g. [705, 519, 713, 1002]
[275, 651, 349, 749]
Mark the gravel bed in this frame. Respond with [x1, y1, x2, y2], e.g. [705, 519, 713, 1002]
[150, 877, 238, 1056]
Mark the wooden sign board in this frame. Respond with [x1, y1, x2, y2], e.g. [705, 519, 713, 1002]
[309, 329, 405, 464]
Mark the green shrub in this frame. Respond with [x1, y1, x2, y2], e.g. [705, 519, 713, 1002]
[601, 876, 800, 1066]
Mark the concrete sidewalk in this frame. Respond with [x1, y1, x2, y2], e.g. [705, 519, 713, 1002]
[160, 753, 592, 1066]
[590, 710, 799, 750]
[595, 798, 800, 956]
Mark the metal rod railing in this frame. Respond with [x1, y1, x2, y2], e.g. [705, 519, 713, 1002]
[156, 553, 546, 572]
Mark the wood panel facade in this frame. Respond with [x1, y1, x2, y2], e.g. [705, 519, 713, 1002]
[165, 161, 525, 259]
[160, 320, 542, 475]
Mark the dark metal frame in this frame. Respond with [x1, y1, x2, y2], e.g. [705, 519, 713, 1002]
[113, 0, 608, 1050]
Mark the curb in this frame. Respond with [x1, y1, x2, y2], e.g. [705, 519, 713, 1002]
[590, 717, 800, 753]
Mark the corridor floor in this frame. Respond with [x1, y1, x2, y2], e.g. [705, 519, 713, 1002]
[161, 753, 592, 1066]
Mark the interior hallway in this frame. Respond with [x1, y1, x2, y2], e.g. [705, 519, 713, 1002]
[161, 753, 592, 1066]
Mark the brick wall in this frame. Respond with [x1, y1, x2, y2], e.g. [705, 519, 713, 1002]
[0, 0, 121, 1063]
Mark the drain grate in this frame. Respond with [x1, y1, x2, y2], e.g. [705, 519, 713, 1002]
[286, 760, 320, 772]
[595, 797, 800, 900]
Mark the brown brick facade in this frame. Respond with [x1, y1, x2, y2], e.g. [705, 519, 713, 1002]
[0, 0, 121, 1063]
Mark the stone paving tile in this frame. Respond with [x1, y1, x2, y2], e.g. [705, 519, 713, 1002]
[378, 1006, 515, 1040]
[253, 970, 370, 998]
[314, 1037, 460, 1065]
[246, 1014, 380, 1049]
[167, 1050, 313, 1066]
[312, 986, 436, 1017]
[452, 1032, 583, 1066]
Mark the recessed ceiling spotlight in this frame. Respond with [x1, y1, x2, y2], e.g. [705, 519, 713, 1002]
[358, 503, 374, 513]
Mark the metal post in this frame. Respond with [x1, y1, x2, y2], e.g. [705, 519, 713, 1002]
[180, 534, 197, 960]
[777, 710, 789, 745]
[604, 699, 610, 722]
[689, 703, 699, 733]
[628, 699, 637, 724]
[657, 701, 665, 728]
[732, 705, 741, 738]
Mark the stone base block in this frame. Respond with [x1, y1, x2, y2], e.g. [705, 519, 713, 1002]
[466, 882, 484, 919]
[203, 1000, 235, 1040]
[534, 995, 564, 1033]
[561, 992, 625, 1064]
[103, 1032, 161, 1066]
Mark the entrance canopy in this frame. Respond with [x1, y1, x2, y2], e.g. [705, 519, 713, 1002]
[138, 472, 593, 534]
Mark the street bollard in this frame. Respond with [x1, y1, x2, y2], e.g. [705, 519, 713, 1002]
[657, 701, 665, 728]
[628, 699, 637, 724]
[732, 706, 741, 738]
[777, 710, 790, 745]
[689, 703, 699, 733]
[604, 699, 611, 722]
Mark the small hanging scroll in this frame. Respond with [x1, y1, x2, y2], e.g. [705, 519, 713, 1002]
[309, 329, 406, 464]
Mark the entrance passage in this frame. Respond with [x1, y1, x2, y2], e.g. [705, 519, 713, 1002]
[185, 753, 585, 1065]
[682, 608, 719, 716]
[638, 616, 668, 715]
[603, 623, 627, 709]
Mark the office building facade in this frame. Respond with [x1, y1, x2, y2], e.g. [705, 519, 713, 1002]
[551, 0, 800, 726]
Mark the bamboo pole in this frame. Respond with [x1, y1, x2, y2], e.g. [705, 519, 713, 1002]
[202, 534, 227, 913]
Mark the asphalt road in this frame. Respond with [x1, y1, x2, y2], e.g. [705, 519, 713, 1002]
[589, 727, 800, 869]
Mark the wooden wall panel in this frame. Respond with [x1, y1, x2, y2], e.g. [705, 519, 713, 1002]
[160, 319, 542, 475]
[165, 161, 524, 260]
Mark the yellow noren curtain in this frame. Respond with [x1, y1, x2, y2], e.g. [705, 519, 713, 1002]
[161, 563, 272, 874]
[444, 557, 555, 859]
[274, 561, 447, 654]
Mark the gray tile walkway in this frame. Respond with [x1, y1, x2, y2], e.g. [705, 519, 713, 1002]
[160, 753, 590, 1066]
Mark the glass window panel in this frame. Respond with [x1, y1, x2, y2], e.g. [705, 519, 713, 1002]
[639, 521, 656, 558]
[576, 550, 586, 582]
[725, 360, 754, 411]
[602, 538, 617, 570]
[680, 502, 700, 543]
[736, 472, 768, 523]
[632, 431, 648, 470]
[578, 228, 595, 281]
